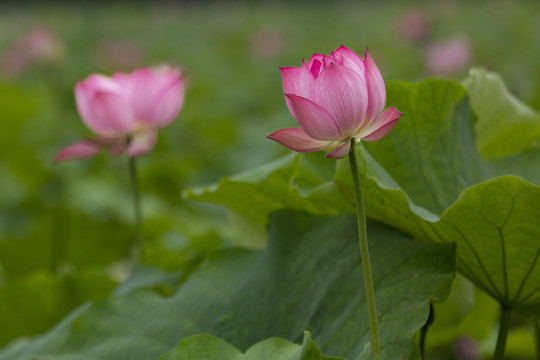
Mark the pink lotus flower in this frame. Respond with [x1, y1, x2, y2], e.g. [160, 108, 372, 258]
[395, 9, 430, 43]
[1, 25, 65, 78]
[425, 37, 471, 76]
[55, 66, 184, 163]
[268, 45, 402, 159]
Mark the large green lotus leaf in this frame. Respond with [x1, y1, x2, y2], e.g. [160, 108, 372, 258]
[157, 332, 343, 360]
[335, 79, 540, 307]
[463, 67, 540, 159]
[0, 211, 454, 360]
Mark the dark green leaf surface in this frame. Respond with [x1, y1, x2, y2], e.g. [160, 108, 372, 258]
[0, 211, 454, 360]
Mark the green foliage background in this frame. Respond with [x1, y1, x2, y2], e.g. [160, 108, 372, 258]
[1, 1, 540, 359]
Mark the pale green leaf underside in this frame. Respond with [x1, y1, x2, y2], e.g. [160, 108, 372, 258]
[463, 67, 540, 159]
[157, 332, 344, 360]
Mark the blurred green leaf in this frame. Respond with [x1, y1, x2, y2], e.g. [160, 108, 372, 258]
[0, 268, 115, 347]
[113, 265, 182, 297]
[157, 332, 343, 360]
[504, 326, 536, 359]
[463, 67, 540, 159]
[426, 275, 499, 351]
[0, 211, 454, 360]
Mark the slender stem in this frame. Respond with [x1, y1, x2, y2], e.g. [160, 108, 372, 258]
[128, 156, 143, 264]
[494, 305, 512, 360]
[348, 139, 381, 357]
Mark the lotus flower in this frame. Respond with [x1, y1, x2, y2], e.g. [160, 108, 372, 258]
[1, 25, 65, 78]
[268, 45, 402, 159]
[425, 37, 470, 76]
[55, 66, 184, 162]
[395, 9, 430, 43]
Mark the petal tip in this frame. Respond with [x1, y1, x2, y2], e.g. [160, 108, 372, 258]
[53, 140, 101, 164]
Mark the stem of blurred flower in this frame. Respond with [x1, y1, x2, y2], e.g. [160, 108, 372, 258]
[348, 138, 381, 357]
[128, 156, 143, 264]
[494, 305, 511, 360]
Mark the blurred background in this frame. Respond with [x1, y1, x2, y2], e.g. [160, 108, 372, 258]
[1, 1, 540, 359]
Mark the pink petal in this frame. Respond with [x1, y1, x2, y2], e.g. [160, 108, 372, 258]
[267, 127, 332, 153]
[54, 140, 101, 163]
[88, 91, 136, 136]
[127, 130, 157, 157]
[356, 106, 402, 141]
[75, 75, 129, 137]
[321, 55, 334, 68]
[280, 66, 313, 99]
[309, 60, 321, 77]
[329, 51, 344, 65]
[126, 68, 184, 128]
[325, 141, 351, 159]
[75, 83, 96, 130]
[83, 74, 120, 93]
[364, 48, 386, 122]
[127, 69, 158, 122]
[310, 62, 368, 137]
[112, 72, 133, 88]
[334, 45, 366, 80]
[285, 94, 342, 141]
[149, 73, 184, 127]
[307, 53, 324, 69]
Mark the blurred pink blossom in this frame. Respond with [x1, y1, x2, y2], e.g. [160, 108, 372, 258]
[249, 28, 284, 59]
[425, 37, 471, 76]
[452, 337, 480, 360]
[395, 9, 430, 43]
[55, 66, 184, 163]
[1, 25, 65, 78]
[268, 45, 402, 159]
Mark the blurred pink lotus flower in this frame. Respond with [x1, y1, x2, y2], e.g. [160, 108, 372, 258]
[395, 9, 430, 43]
[249, 27, 284, 59]
[268, 45, 402, 159]
[425, 37, 471, 76]
[452, 337, 480, 360]
[1, 25, 65, 78]
[55, 66, 184, 163]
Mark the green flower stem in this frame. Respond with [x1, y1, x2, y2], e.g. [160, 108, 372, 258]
[128, 156, 143, 264]
[494, 305, 512, 360]
[348, 139, 381, 357]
